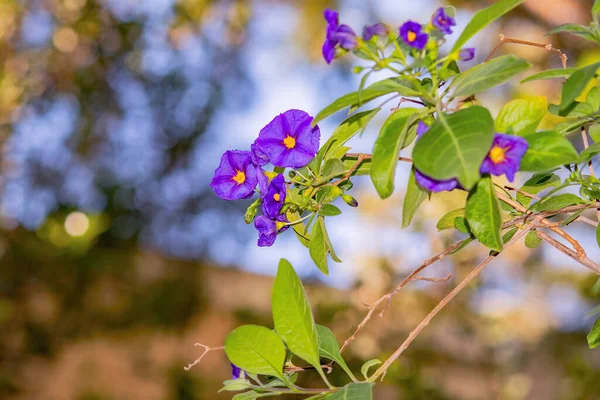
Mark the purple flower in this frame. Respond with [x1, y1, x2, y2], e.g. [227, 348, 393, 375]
[254, 214, 288, 247]
[480, 133, 529, 182]
[414, 168, 460, 192]
[322, 9, 358, 64]
[458, 48, 475, 61]
[413, 120, 460, 192]
[399, 21, 428, 50]
[262, 174, 286, 219]
[253, 109, 320, 168]
[251, 143, 269, 166]
[362, 23, 389, 40]
[432, 7, 456, 35]
[231, 363, 244, 379]
[416, 121, 429, 137]
[210, 150, 258, 200]
[257, 167, 269, 196]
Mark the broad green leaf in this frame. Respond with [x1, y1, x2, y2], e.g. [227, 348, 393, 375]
[465, 176, 503, 251]
[586, 86, 600, 110]
[524, 231, 542, 248]
[531, 194, 586, 212]
[225, 325, 286, 379]
[590, 124, 600, 142]
[313, 78, 420, 125]
[370, 108, 418, 198]
[520, 131, 578, 171]
[549, 101, 594, 118]
[318, 158, 345, 183]
[219, 379, 253, 392]
[316, 325, 357, 381]
[594, 0, 600, 22]
[316, 109, 381, 169]
[317, 186, 344, 205]
[502, 228, 518, 243]
[272, 259, 321, 370]
[342, 157, 371, 176]
[233, 392, 280, 400]
[495, 98, 546, 136]
[556, 118, 592, 136]
[450, 0, 525, 54]
[547, 24, 595, 41]
[318, 216, 341, 263]
[451, 55, 531, 98]
[517, 173, 561, 207]
[560, 62, 600, 111]
[596, 224, 600, 248]
[579, 142, 600, 164]
[588, 317, 600, 349]
[436, 208, 466, 231]
[413, 106, 495, 189]
[360, 359, 382, 380]
[402, 170, 429, 228]
[450, 236, 474, 254]
[319, 204, 342, 217]
[521, 68, 577, 83]
[325, 383, 374, 400]
[287, 211, 310, 248]
[454, 216, 471, 234]
[309, 217, 329, 274]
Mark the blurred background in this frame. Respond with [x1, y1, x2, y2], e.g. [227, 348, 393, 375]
[1, 0, 600, 399]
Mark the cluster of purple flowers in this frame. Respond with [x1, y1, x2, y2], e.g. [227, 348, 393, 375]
[322, 7, 475, 64]
[210, 109, 320, 246]
[414, 121, 529, 192]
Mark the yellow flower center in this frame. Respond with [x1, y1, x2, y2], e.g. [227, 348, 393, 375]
[273, 193, 281, 202]
[407, 31, 417, 42]
[489, 146, 507, 164]
[283, 135, 296, 149]
[232, 170, 246, 185]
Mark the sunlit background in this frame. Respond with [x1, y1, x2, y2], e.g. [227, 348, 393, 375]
[1, 0, 600, 399]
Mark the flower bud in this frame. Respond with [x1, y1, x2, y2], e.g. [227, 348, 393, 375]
[341, 194, 358, 207]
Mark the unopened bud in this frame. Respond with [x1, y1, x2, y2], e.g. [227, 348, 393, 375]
[341, 194, 358, 207]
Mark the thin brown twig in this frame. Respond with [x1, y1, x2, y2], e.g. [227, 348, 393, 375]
[504, 185, 541, 201]
[184, 344, 225, 371]
[370, 221, 538, 381]
[485, 34, 568, 69]
[410, 273, 452, 283]
[536, 230, 600, 275]
[332, 153, 412, 187]
[339, 238, 468, 354]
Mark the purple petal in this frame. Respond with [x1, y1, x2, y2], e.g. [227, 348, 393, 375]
[262, 174, 286, 219]
[458, 48, 476, 61]
[412, 33, 429, 50]
[324, 9, 339, 26]
[432, 7, 456, 35]
[362, 23, 389, 40]
[210, 150, 258, 200]
[254, 215, 278, 247]
[416, 121, 429, 137]
[334, 24, 357, 50]
[322, 39, 336, 64]
[414, 168, 459, 192]
[231, 364, 243, 379]
[251, 143, 269, 166]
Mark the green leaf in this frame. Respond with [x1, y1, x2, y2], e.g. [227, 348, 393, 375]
[495, 98, 546, 136]
[313, 77, 420, 125]
[521, 68, 577, 83]
[342, 157, 371, 176]
[287, 211, 310, 248]
[326, 383, 374, 400]
[450, 0, 525, 54]
[520, 131, 578, 171]
[465, 176, 503, 251]
[309, 217, 329, 274]
[225, 325, 286, 379]
[413, 106, 495, 189]
[547, 24, 595, 40]
[586, 86, 600, 110]
[560, 62, 600, 111]
[316, 186, 344, 205]
[596, 224, 600, 248]
[244, 198, 261, 224]
[232, 391, 281, 400]
[316, 109, 381, 169]
[579, 142, 600, 164]
[517, 173, 561, 207]
[360, 359, 382, 380]
[502, 228, 518, 243]
[454, 216, 471, 234]
[272, 259, 321, 370]
[531, 193, 586, 212]
[318, 158, 346, 183]
[402, 170, 429, 228]
[524, 231, 542, 248]
[318, 216, 341, 263]
[219, 379, 253, 392]
[319, 204, 342, 217]
[315, 325, 357, 382]
[588, 317, 600, 349]
[370, 108, 418, 198]
[549, 101, 594, 118]
[589, 124, 600, 142]
[437, 208, 466, 231]
[451, 55, 531, 98]
[594, 0, 600, 22]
